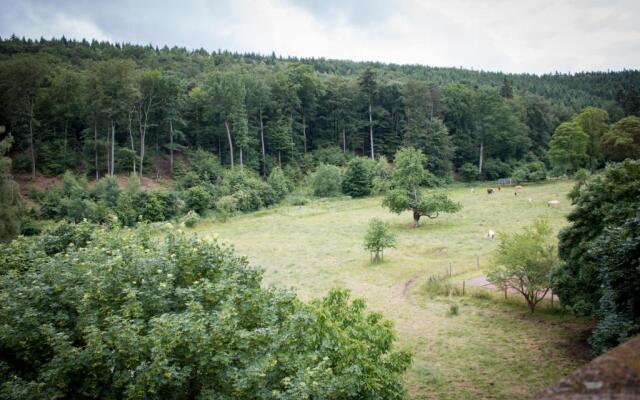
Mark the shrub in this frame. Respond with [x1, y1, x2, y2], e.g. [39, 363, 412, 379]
[364, 218, 396, 262]
[343, 157, 372, 197]
[311, 164, 343, 197]
[115, 191, 137, 227]
[312, 146, 351, 167]
[267, 166, 291, 202]
[93, 176, 120, 207]
[135, 191, 166, 222]
[482, 158, 512, 181]
[0, 228, 411, 398]
[183, 185, 212, 214]
[216, 195, 238, 221]
[287, 193, 310, 206]
[512, 161, 547, 182]
[183, 210, 200, 228]
[448, 303, 460, 316]
[459, 163, 479, 182]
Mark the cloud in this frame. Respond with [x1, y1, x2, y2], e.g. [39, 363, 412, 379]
[0, 0, 638, 74]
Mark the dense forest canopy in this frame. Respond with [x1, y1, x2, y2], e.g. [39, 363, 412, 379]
[1, 36, 639, 180]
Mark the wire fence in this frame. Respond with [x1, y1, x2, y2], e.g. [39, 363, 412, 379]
[423, 255, 559, 311]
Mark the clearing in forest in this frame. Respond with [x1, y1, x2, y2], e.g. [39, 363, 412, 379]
[192, 180, 592, 400]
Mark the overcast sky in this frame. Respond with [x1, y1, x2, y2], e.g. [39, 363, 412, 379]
[1, 0, 639, 74]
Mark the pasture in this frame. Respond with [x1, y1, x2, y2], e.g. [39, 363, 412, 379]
[191, 180, 592, 399]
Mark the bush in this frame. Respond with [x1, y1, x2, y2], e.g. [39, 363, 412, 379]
[448, 303, 460, 316]
[343, 157, 372, 197]
[0, 228, 411, 398]
[459, 163, 479, 182]
[311, 164, 343, 197]
[115, 191, 137, 226]
[219, 169, 274, 211]
[482, 159, 512, 181]
[183, 210, 200, 228]
[216, 195, 238, 221]
[267, 166, 291, 202]
[311, 146, 351, 167]
[287, 194, 310, 206]
[134, 191, 166, 222]
[512, 161, 547, 182]
[93, 176, 120, 207]
[183, 185, 212, 214]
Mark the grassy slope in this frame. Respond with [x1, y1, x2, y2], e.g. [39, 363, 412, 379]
[192, 180, 592, 399]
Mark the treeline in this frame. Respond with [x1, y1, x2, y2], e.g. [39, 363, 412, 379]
[1, 36, 640, 181]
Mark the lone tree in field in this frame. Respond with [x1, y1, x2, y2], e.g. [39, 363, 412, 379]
[486, 220, 558, 313]
[364, 218, 396, 262]
[382, 147, 460, 227]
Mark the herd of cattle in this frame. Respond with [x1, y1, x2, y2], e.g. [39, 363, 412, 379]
[472, 184, 561, 240]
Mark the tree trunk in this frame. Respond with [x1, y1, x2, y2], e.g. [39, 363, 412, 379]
[138, 111, 146, 177]
[110, 121, 115, 176]
[94, 122, 99, 180]
[368, 101, 374, 159]
[128, 110, 136, 176]
[28, 102, 36, 178]
[302, 113, 307, 154]
[239, 147, 244, 170]
[342, 127, 346, 153]
[478, 139, 484, 175]
[259, 108, 266, 175]
[413, 210, 421, 228]
[278, 151, 282, 168]
[224, 120, 234, 167]
[169, 118, 174, 175]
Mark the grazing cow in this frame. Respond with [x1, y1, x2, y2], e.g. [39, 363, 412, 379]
[498, 187, 501, 192]
[487, 187, 494, 194]
[547, 200, 560, 207]
[487, 229, 495, 239]
[470, 188, 475, 194]
[514, 185, 523, 196]
[528, 198, 532, 204]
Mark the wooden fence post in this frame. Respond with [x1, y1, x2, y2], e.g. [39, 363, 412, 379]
[462, 280, 465, 296]
[551, 293, 554, 308]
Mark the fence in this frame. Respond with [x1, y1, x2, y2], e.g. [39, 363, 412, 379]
[423, 255, 559, 311]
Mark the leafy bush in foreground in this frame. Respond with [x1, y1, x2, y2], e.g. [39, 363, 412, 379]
[0, 224, 411, 399]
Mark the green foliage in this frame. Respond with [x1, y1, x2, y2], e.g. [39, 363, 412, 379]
[383, 148, 460, 227]
[572, 107, 609, 169]
[182, 210, 200, 228]
[216, 195, 238, 221]
[548, 121, 589, 174]
[266, 166, 291, 202]
[182, 185, 212, 214]
[93, 176, 120, 208]
[459, 163, 479, 182]
[311, 146, 351, 167]
[487, 220, 558, 313]
[0, 130, 22, 242]
[511, 161, 547, 182]
[448, 303, 460, 316]
[555, 160, 640, 320]
[342, 157, 372, 197]
[482, 158, 512, 181]
[311, 164, 343, 197]
[601, 116, 640, 161]
[0, 227, 410, 398]
[364, 218, 396, 262]
[587, 216, 640, 354]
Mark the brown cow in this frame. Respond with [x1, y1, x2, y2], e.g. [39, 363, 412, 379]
[487, 187, 494, 194]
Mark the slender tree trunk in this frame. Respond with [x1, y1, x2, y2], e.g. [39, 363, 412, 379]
[278, 151, 281, 168]
[28, 101, 35, 178]
[111, 121, 115, 176]
[138, 112, 146, 177]
[169, 118, 174, 175]
[259, 108, 266, 175]
[239, 147, 243, 170]
[128, 110, 136, 176]
[342, 127, 346, 153]
[94, 122, 99, 180]
[368, 101, 374, 159]
[224, 120, 234, 167]
[106, 128, 110, 176]
[478, 139, 484, 175]
[302, 113, 307, 154]
[413, 210, 421, 228]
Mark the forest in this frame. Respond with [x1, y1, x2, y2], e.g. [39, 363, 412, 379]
[1, 36, 639, 182]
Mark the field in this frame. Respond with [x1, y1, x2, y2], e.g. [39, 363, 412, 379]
[191, 180, 592, 399]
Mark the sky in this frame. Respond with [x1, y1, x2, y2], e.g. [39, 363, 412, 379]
[1, 0, 639, 74]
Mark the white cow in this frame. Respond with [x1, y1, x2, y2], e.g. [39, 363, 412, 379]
[487, 229, 495, 239]
[547, 200, 560, 207]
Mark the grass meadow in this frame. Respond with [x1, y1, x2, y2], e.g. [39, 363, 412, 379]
[190, 180, 592, 399]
